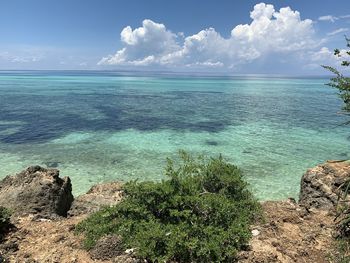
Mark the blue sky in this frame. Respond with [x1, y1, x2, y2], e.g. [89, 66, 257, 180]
[1, 0, 350, 74]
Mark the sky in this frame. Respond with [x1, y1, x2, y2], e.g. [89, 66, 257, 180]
[1, 0, 350, 74]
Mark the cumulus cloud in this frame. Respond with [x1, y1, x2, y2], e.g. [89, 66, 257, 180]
[98, 19, 180, 66]
[231, 4, 315, 52]
[99, 3, 319, 70]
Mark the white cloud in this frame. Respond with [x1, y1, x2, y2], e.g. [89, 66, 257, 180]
[318, 14, 350, 23]
[310, 47, 335, 62]
[0, 45, 101, 70]
[98, 19, 180, 66]
[99, 3, 319, 71]
[305, 47, 350, 71]
[327, 28, 349, 36]
[231, 4, 315, 52]
[318, 15, 338, 22]
[0, 51, 42, 63]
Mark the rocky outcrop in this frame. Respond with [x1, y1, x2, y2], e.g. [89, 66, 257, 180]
[1, 161, 349, 262]
[238, 200, 334, 263]
[238, 160, 350, 263]
[68, 182, 123, 217]
[0, 166, 73, 218]
[299, 160, 350, 211]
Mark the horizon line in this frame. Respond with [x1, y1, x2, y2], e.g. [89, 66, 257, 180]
[0, 69, 334, 78]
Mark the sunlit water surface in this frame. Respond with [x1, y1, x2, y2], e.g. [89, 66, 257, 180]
[0, 71, 348, 199]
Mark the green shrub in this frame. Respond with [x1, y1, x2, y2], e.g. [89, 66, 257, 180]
[323, 37, 350, 261]
[330, 238, 350, 263]
[77, 152, 261, 262]
[0, 206, 11, 241]
[322, 36, 350, 114]
[334, 177, 350, 239]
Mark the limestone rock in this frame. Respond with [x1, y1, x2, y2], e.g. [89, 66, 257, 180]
[0, 166, 73, 218]
[299, 160, 350, 211]
[68, 182, 123, 216]
[252, 229, 260, 237]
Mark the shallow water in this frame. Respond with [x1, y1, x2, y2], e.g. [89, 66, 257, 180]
[0, 71, 348, 199]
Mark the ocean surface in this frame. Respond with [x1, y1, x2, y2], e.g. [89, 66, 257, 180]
[0, 71, 348, 200]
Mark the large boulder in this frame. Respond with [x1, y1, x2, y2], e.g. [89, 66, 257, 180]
[0, 166, 73, 218]
[68, 182, 123, 217]
[299, 160, 350, 211]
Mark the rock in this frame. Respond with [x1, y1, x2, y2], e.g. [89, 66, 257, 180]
[89, 235, 124, 260]
[252, 229, 260, 237]
[0, 166, 73, 218]
[125, 248, 135, 254]
[113, 255, 140, 263]
[68, 182, 123, 216]
[299, 160, 350, 211]
[0, 254, 6, 263]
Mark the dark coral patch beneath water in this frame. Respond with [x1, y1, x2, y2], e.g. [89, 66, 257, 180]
[0, 91, 232, 144]
[205, 140, 219, 146]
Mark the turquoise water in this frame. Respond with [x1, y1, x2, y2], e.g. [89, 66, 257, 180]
[0, 71, 348, 200]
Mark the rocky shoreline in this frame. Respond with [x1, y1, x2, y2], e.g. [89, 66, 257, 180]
[0, 160, 349, 262]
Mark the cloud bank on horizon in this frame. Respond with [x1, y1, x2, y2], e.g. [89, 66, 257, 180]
[98, 2, 348, 72]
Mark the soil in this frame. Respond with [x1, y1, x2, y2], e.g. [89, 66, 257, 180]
[0, 200, 337, 263]
[238, 199, 336, 263]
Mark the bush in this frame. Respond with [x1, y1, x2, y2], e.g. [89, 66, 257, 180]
[77, 152, 261, 262]
[322, 36, 350, 114]
[334, 178, 350, 238]
[331, 238, 350, 263]
[0, 206, 11, 241]
[323, 38, 350, 262]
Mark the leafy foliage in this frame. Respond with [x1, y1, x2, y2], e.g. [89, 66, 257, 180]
[323, 38, 350, 262]
[77, 152, 261, 262]
[322, 36, 350, 113]
[334, 177, 350, 239]
[0, 206, 11, 241]
[331, 192, 350, 263]
[327, 238, 350, 263]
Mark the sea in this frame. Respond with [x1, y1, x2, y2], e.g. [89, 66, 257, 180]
[0, 70, 348, 200]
